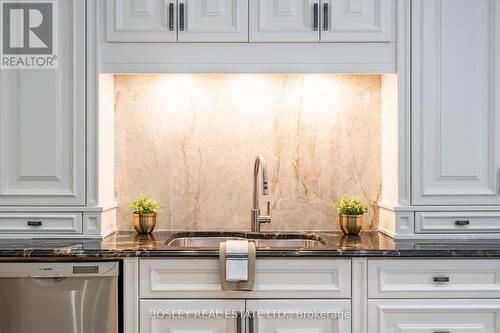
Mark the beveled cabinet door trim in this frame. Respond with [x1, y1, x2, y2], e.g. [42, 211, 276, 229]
[321, 0, 395, 42]
[106, 0, 177, 42]
[368, 259, 500, 299]
[249, 0, 321, 42]
[368, 299, 500, 333]
[178, 0, 249, 42]
[411, 0, 500, 205]
[140, 258, 351, 298]
[0, 0, 85, 206]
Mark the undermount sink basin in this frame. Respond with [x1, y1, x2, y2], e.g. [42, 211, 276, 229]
[166, 232, 325, 249]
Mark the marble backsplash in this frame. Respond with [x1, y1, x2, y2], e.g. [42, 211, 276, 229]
[114, 75, 381, 231]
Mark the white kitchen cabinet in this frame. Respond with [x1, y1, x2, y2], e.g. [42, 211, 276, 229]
[105, 0, 395, 43]
[249, 0, 320, 42]
[178, 0, 248, 42]
[140, 299, 245, 333]
[247, 299, 351, 333]
[140, 258, 351, 298]
[0, 213, 82, 235]
[411, 0, 500, 205]
[106, 0, 248, 43]
[134, 259, 352, 333]
[368, 259, 500, 299]
[321, 0, 394, 42]
[249, 0, 393, 43]
[368, 299, 500, 333]
[106, 0, 177, 42]
[0, 0, 85, 206]
[415, 211, 500, 234]
[129, 258, 500, 333]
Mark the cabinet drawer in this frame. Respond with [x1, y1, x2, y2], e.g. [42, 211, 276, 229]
[0, 213, 82, 234]
[140, 258, 351, 298]
[140, 299, 245, 333]
[368, 259, 500, 298]
[247, 299, 351, 333]
[368, 299, 500, 333]
[416, 212, 500, 233]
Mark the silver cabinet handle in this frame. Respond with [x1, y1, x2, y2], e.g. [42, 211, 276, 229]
[27, 220, 42, 226]
[179, 3, 185, 31]
[313, 3, 319, 31]
[433, 276, 450, 283]
[249, 311, 255, 333]
[455, 220, 470, 226]
[236, 312, 242, 333]
[323, 3, 329, 30]
[168, 3, 174, 31]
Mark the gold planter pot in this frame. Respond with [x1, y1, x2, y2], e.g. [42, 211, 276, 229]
[339, 214, 364, 235]
[132, 213, 157, 234]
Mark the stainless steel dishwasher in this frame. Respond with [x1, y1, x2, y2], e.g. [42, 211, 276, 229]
[0, 262, 119, 333]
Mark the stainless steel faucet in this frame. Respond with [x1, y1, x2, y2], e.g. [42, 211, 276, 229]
[251, 154, 271, 232]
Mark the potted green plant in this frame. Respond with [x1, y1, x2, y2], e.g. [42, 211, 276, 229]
[335, 196, 368, 235]
[129, 194, 160, 234]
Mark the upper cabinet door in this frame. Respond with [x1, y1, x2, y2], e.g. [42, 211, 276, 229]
[412, 0, 500, 205]
[250, 0, 320, 42]
[0, 0, 85, 205]
[320, 0, 394, 42]
[106, 0, 177, 42]
[178, 0, 248, 42]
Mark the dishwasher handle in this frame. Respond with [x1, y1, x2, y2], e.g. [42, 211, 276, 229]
[30, 274, 65, 279]
[0, 262, 119, 278]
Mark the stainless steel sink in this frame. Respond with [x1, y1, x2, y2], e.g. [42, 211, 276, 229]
[168, 237, 241, 248]
[166, 232, 325, 249]
[253, 238, 323, 248]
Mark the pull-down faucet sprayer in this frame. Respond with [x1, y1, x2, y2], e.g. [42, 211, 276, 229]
[251, 155, 271, 232]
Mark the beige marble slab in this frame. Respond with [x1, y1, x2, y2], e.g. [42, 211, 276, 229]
[114, 75, 381, 231]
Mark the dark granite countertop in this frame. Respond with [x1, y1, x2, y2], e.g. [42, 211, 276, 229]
[1, 231, 500, 259]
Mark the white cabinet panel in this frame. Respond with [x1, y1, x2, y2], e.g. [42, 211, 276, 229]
[368, 259, 500, 298]
[368, 300, 500, 333]
[140, 299, 245, 333]
[250, 0, 320, 42]
[106, 0, 177, 42]
[321, 0, 394, 42]
[0, 213, 82, 234]
[415, 211, 500, 234]
[178, 0, 248, 42]
[140, 258, 351, 298]
[412, 0, 500, 205]
[246, 300, 351, 333]
[0, 0, 85, 206]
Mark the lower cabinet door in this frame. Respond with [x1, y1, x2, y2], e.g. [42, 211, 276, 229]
[246, 299, 351, 333]
[140, 299, 245, 333]
[368, 300, 500, 333]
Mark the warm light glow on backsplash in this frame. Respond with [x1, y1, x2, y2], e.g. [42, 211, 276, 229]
[114, 75, 382, 231]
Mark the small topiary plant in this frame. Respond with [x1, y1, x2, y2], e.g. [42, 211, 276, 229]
[129, 194, 160, 215]
[335, 196, 368, 216]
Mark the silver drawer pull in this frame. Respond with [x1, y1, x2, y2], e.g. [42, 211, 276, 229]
[236, 312, 242, 333]
[168, 3, 174, 31]
[179, 3, 185, 31]
[433, 331, 450, 333]
[433, 276, 450, 283]
[455, 220, 470, 226]
[27, 220, 42, 227]
[312, 3, 319, 31]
